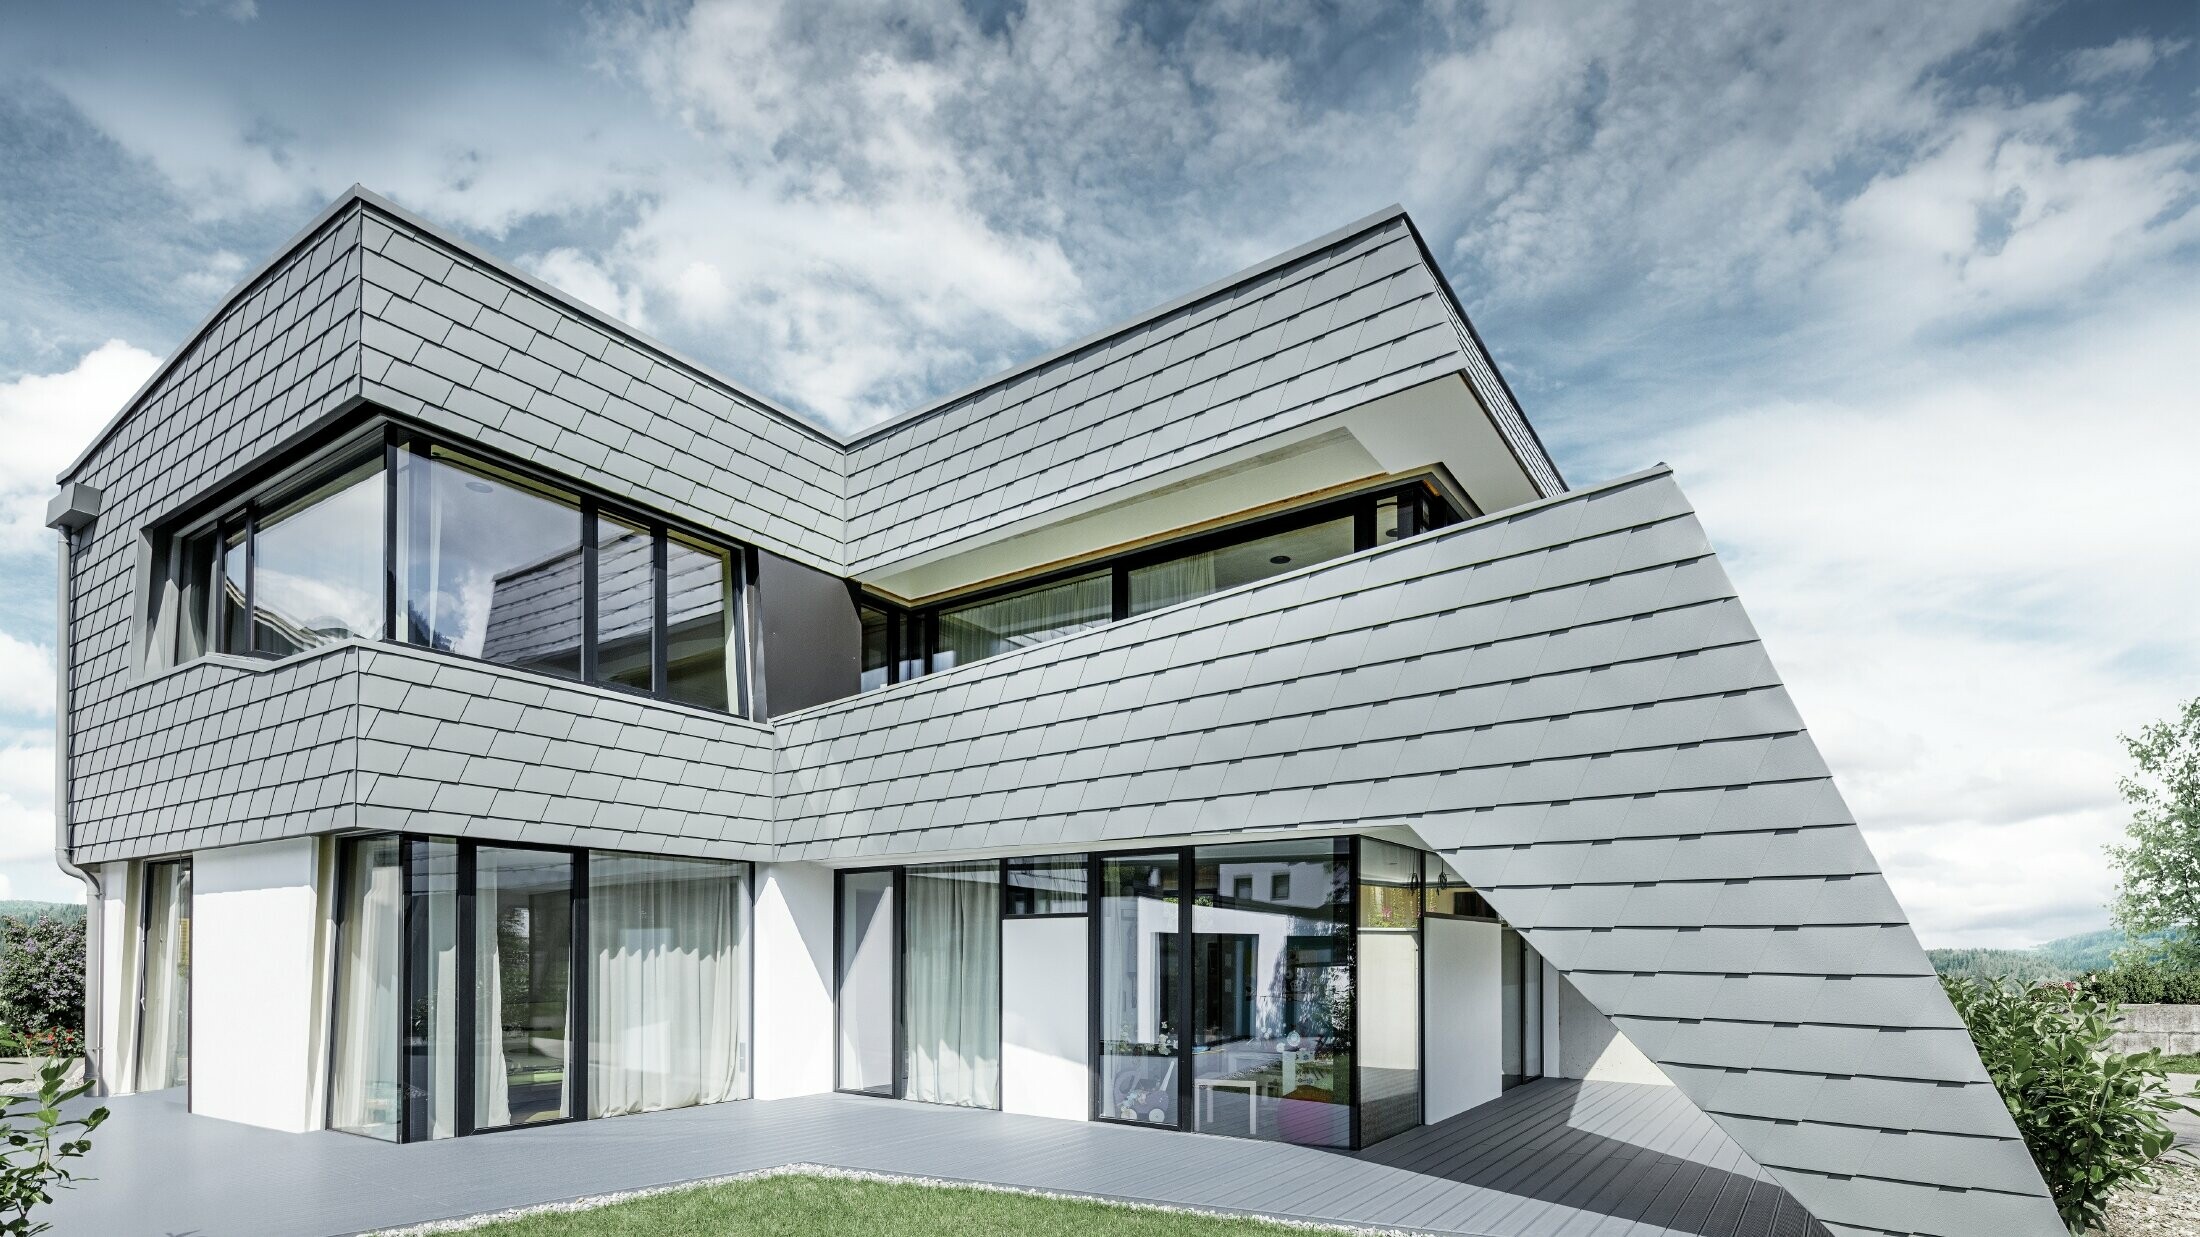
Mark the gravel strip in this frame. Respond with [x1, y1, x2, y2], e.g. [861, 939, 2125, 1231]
[2098, 1162, 2200, 1236]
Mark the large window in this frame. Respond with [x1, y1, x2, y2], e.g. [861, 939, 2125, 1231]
[1357, 839, 1423, 1144]
[136, 859, 192, 1091]
[835, 863, 1004, 1110]
[325, 835, 750, 1142]
[1189, 840, 1353, 1147]
[589, 854, 750, 1117]
[330, 836, 404, 1139]
[860, 481, 1462, 690]
[165, 427, 746, 714]
[1096, 851, 1181, 1128]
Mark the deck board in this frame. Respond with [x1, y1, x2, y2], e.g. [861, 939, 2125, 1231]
[50, 1079, 1828, 1237]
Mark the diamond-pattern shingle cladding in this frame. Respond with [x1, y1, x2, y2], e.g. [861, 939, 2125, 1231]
[838, 212, 1558, 573]
[771, 468, 2059, 1237]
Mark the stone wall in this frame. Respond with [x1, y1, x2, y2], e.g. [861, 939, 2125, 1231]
[2110, 1003, 2200, 1056]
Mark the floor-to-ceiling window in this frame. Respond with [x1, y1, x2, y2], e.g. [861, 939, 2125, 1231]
[836, 862, 1003, 1110]
[473, 847, 577, 1129]
[1500, 926, 1543, 1091]
[1096, 851, 1181, 1128]
[1357, 839, 1423, 1144]
[589, 854, 750, 1117]
[836, 869, 898, 1097]
[325, 835, 749, 1142]
[903, 862, 1001, 1109]
[329, 837, 403, 1139]
[1189, 840, 1353, 1147]
[136, 859, 191, 1091]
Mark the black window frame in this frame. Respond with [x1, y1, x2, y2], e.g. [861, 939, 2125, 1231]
[858, 478, 1467, 690]
[162, 417, 754, 718]
[832, 860, 1012, 1106]
[327, 830, 754, 1143]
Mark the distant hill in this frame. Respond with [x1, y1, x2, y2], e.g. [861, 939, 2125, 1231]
[1927, 928, 2181, 981]
[0, 900, 85, 924]
[1927, 947, 2074, 983]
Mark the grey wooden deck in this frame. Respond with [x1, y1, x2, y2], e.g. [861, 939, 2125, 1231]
[49, 1079, 1826, 1236]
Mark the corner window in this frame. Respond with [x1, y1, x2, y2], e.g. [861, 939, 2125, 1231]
[172, 451, 385, 660]
[162, 425, 747, 715]
[399, 447, 583, 678]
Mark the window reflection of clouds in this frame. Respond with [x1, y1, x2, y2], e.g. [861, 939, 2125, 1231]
[253, 460, 384, 652]
[403, 451, 583, 666]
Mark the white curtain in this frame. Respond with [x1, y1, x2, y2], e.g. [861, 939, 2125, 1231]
[937, 573, 1110, 668]
[135, 861, 191, 1090]
[1127, 552, 1218, 616]
[329, 839, 403, 1138]
[588, 855, 748, 1117]
[474, 857, 514, 1130]
[903, 862, 1000, 1109]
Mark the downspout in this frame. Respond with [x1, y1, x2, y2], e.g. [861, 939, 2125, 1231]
[47, 490, 104, 1095]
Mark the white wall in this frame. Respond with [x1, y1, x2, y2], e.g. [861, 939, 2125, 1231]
[752, 861, 835, 1099]
[95, 861, 134, 1094]
[1423, 916, 1501, 1122]
[1551, 971, 1673, 1085]
[191, 838, 326, 1130]
[1002, 917, 1087, 1121]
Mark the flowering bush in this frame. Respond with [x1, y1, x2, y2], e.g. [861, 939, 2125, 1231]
[0, 918, 84, 1048]
[1944, 976, 2194, 1233]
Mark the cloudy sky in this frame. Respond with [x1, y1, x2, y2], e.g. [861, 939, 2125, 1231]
[1, 0, 2194, 945]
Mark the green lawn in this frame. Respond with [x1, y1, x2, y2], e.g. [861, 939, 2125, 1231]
[408, 1173, 1323, 1236]
[2157, 1052, 2200, 1074]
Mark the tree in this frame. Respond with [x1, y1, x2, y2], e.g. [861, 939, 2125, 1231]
[2108, 698, 2200, 970]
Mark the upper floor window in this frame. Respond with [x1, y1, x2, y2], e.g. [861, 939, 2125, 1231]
[163, 425, 746, 714]
[858, 480, 1463, 691]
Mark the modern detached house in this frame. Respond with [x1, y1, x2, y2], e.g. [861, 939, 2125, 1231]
[50, 189, 2057, 1237]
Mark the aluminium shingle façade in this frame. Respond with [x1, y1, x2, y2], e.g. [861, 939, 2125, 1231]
[52, 188, 2057, 1237]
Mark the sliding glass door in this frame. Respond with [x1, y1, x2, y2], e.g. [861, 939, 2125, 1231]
[836, 870, 897, 1096]
[137, 860, 192, 1091]
[329, 837, 403, 1138]
[835, 862, 1002, 1109]
[589, 855, 750, 1117]
[903, 862, 1000, 1109]
[1095, 851, 1181, 1128]
[326, 834, 749, 1142]
[473, 847, 577, 1129]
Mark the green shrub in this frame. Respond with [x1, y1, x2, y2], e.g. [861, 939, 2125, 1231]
[0, 918, 83, 1046]
[2080, 962, 2200, 1005]
[0, 1059, 107, 1235]
[1943, 977, 2193, 1233]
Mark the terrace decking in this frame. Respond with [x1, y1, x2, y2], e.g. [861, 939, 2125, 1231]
[53, 1078, 1825, 1237]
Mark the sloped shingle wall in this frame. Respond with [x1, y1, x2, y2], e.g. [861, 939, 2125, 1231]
[773, 471, 2057, 1237]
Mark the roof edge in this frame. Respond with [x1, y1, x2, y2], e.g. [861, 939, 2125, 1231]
[342, 187, 845, 452]
[842, 204, 1416, 447]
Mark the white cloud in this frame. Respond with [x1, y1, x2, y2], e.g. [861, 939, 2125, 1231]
[0, 340, 161, 553]
[2067, 35, 2189, 84]
[0, 633, 54, 721]
[1667, 284, 2200, 947]
[178, 0, 258, 21]
[523, 248, 653, 334]
[0, 740, 55, 864]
